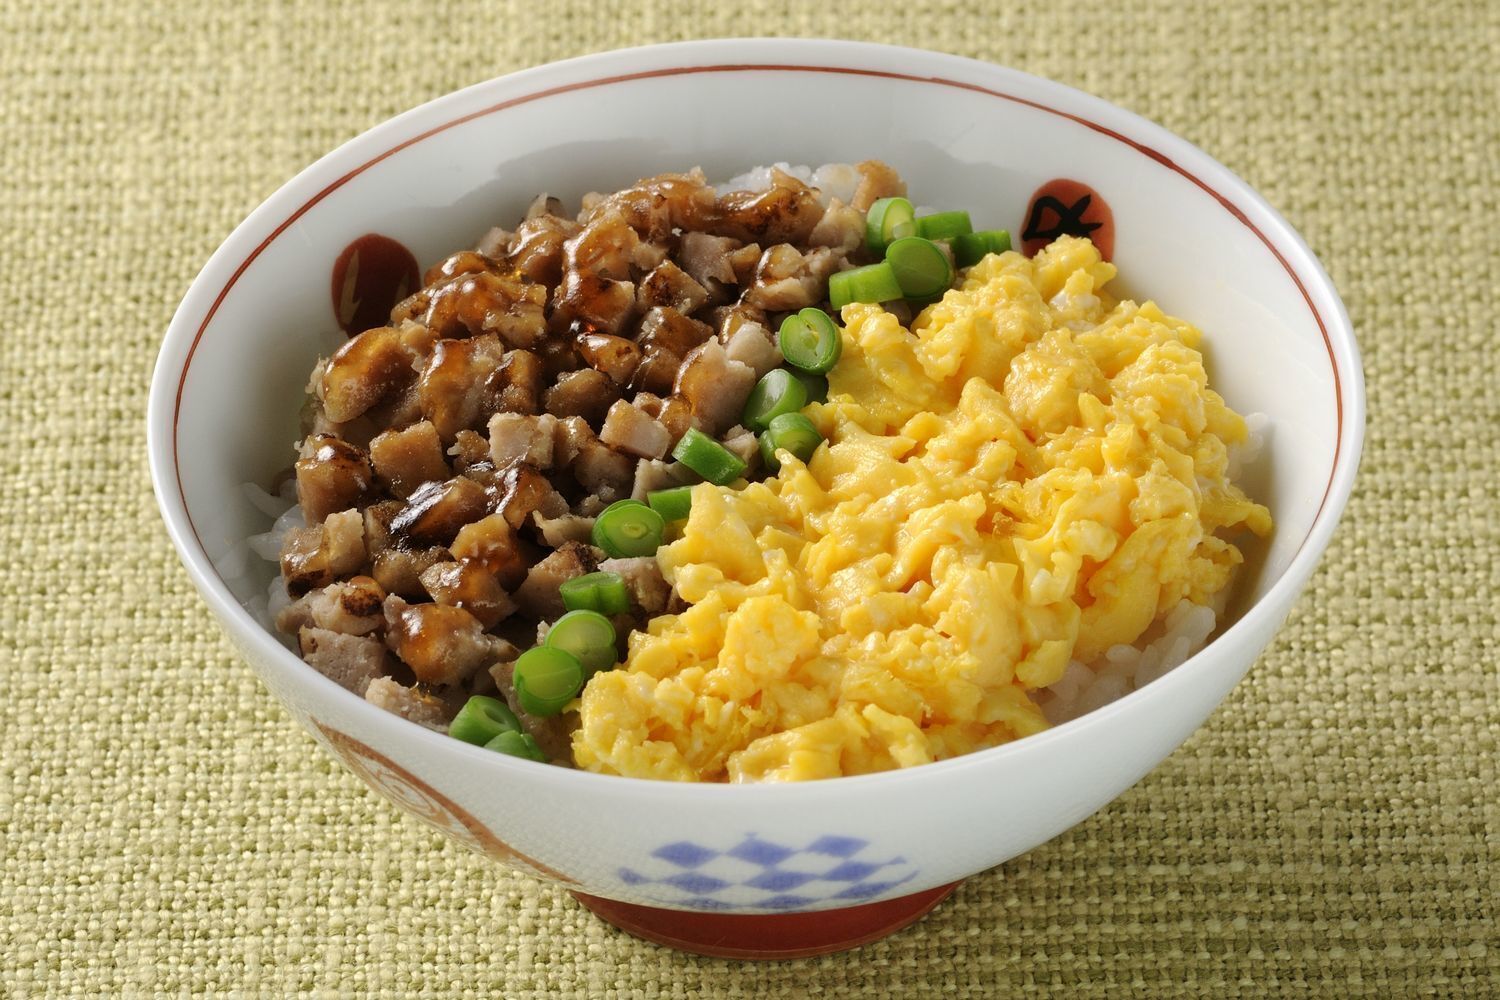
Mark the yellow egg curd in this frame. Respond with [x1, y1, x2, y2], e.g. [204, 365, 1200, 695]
[574, 236, 1272, 782]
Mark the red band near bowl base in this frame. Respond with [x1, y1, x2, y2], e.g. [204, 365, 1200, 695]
[571, 881, 961, 960]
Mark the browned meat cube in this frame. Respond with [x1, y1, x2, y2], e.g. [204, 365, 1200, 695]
[744, 245, 841, 312]
[709, 302, 767, 338]
[423, 250, 492, 286]
[483, 348, 544, 416]
[396, 318, 440, 357]
[280, 509, 367, 596]
[417, 335, 508, 441]
[571, 439, 635, 493]
[637, 259, 709, 314]
[298, 627, 387, 695]
[534, 333, 584, 379]
[419, 559, 516, 629]
[384, 595, 496, 687]
[388, 288, 431, 326]
[555, 213, 639, 335]
[851, 159, 907, 212]
[713, 170, 825, 245]
[721, 319, 782, 379]
[447, 429, 490, 471]
[369, 420, 449, 497]
[808, 197, 865, 253]
[654, 394, 698, 446]
[362, 380, 423, 432]
[512, 541, 598, 620]
[629, 394, 698, 449]
[390, 476, 489, 547]
[362, 500, 403, 557]
[371, 546, 450, 599]
[295, 434, 373, 524]
[508, 214, 579, 286]
[319, 326, 420, 423]
[628, 458, 695, 502]
[451, 513, 528, 590]
[627, 347, 682, 396]
[677, 232, 740, 287]
[531, 511, 596, 547]
[551, 415, 596, 469]
[630, 240, 668, 274]
[637, 307, 714, 358]
[493, 462, 567, 530]
[499, 286, 552, 346]
[575, 333, 642, 386]
[597, 556, 673, 616]
[674, 339, 757, 436]
[277, 575, 386, 636]
[423, 269, 547, 347]
[565, 209, 638, 280]
[365, 676, 454, 731]
[599, 399, 671, 459]
[585, 171, 716, 241]
[488, 412, 557, 469]
[727, 243, 763, 286]
[543, 368, 620, 427]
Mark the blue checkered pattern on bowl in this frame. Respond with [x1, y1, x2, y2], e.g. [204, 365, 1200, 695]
[618, 834, 918, 910]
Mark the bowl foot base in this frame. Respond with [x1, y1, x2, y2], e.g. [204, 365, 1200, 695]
[570, 881, 961, 959]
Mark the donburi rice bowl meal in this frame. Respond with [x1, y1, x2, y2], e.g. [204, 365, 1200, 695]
[252, 161, 1272, 783]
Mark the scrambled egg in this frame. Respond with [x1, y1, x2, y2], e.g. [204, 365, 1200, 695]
[574, 237, 1271, 782]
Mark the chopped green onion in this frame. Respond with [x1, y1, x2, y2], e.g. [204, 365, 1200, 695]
[672, 428, 747, 485]
[591, 499, 665, 558]
[885, 236, 954, 299]
[914, 211, 973, 241]
[449, 695, 521, 746]
[560, 570, 631, 615]
[864, 196, 916, 253]
[647, 485, 694, 522]
[828, 262, 903, 309]
[484, 729, 546, 761]
[791, 369, 828, 405]
[778, 310, 843, 375]
[953, 229, 1012, 268]
[742, 368, 809, 432]
[759, 428, 783, 473]
[544, 609, 619, 676]
[764, 412, 824, 467]
[513, 646, 584, 717]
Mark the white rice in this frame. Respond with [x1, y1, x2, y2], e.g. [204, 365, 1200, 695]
[245, 479, 302, 632]
[1035, 600, 1221, 725]
[716, 162, 862, 207]
[1226, 410, 1271, 482]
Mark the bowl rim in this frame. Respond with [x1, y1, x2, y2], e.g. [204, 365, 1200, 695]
[147, 37, 1365, 798]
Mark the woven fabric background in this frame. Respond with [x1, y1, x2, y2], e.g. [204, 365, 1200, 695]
[2, 0, 1496, 996]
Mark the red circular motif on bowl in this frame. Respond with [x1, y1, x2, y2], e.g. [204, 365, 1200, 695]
[331, 233, 420, 336]
[1020, 178, 1115, 260]
[312, 718, 576, 884]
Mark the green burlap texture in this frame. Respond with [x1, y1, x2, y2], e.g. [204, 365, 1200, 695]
[2, 1, 1496, 996]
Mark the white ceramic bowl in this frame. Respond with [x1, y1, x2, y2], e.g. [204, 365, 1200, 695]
[148, 39, 1363, 956]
